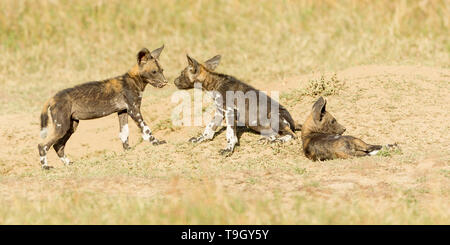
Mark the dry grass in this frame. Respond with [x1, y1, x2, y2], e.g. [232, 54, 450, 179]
[0, 0, 449, 224]
[281, 73, 345, 104]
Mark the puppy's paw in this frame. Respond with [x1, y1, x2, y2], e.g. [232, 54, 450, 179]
[258, 136, 282, 145]
[272, 140, 283, 147]
[42, 165, 53, 170]
[258, 137, 270, 145]
[122, 143, 131, 151]
[219, 148, 233, 157]
[189, 136, 206, 143]
[152, 139, 166, 145]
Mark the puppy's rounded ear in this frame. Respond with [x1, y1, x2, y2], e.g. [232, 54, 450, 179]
[137, 48, 151, 65]
[186, 54, 199, 72]
[204, 55, 221, 71]
[312, 96, 327, 123]
[150, 44, 164, 59]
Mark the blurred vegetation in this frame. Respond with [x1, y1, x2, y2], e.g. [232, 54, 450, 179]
[1, 0, 448, 114]
[0, 0, 448, 76]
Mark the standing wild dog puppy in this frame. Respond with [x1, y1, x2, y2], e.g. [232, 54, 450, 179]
[301, 97, 396, 161]
[38, 46, 167, 169]
[174, 54, 301, 156]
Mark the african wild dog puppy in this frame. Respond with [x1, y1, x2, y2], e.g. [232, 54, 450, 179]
[38, 46, 167, 169]
[174, 54, 301, 156]
[301, 96, 396, 161]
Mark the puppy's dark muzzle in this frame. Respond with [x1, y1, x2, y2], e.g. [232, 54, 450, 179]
[174, 77, 182, 89]
[174, 77, 191, 89]
[151, 77, 168, 88]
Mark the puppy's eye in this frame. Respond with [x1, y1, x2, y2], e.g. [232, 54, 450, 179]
[152, 70, 157, 74]
[332, 119, 336, 124]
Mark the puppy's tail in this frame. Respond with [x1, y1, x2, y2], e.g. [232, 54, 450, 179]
[280, 108, 302, 132]
[40, 98, 52, 139]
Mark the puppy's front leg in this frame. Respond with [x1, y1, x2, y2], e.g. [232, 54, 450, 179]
[190, 109, 224, 143]
[128, 106, 166, 145]
[219, 108, 238, 156]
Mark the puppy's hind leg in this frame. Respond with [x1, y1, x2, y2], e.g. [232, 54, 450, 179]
[369, 143, 400, 156]
[38, 109, 71, 169]
[277, 118, 298, 143]
[256, 126, 278, 145]
[367, 145, 383, 156]
[259, 118, 297, 144]
[53, 119, 78, 166]
[351, 138, 382, 156]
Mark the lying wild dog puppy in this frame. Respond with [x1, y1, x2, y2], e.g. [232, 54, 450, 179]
[174, 54, 301, 156]
[301, 96, 396, 161]
[38, 46, 167, 169]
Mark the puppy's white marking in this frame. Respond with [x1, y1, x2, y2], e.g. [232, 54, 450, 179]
[279, 134, 293, 142]
[39, 146, 49, 167]
[40, 156, 48, 166]
[119, 124, 129, 143]
[40, 127, 48, 139]
[202, 122, 215, 140]
[369, 150, 379, 156]
[56, 123, 62, 127]
[334, 135, 340, 139]
[225, 125, 238, 150]
[142, 125, 152, 141]
[60, 156, 71, 165]
[224, 108, 238, 151]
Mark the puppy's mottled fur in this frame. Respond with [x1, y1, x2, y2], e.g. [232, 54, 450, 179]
[38, 46, 167, 169]
[174, 54, 301, 156]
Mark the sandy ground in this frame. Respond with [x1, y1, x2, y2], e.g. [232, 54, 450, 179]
[0, 65, 449, 224]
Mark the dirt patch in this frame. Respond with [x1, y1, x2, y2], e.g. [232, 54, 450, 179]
[0, 65, 449, 224]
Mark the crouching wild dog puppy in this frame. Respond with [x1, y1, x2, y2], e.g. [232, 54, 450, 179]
[38, 46, 167, 169]
[174, 54, 301, 156]
[301, 97, 396, 161]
